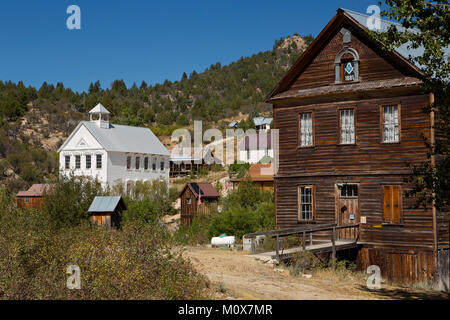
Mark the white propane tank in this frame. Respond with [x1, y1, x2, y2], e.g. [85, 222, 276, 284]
[211, 236, 236, 247]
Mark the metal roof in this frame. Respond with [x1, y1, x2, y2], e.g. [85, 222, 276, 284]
[88, 196, 126, 212]
[253, 117, 273, 126]
[343, 8, 450, 70]
[89, 103, 110, 114]
[60, 121, 170, 155]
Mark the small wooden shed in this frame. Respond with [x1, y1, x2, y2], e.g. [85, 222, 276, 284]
[16, 184, 54, 209]
[179, 182, 220, 225]
[88, 196, 127, 229]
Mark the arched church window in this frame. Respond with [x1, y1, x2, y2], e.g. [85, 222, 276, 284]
[335, 47, 359, 84]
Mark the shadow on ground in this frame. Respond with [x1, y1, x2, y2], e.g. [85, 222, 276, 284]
[356, 284, 449, 300]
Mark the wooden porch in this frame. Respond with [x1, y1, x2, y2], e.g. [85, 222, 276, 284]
[244, 223, 360, 262]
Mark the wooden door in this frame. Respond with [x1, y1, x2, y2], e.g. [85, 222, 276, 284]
[383, 186, 401, 224]
[336, 184, 360, 239]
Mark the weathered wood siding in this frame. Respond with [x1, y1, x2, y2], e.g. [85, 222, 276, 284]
[290, 24, 406, 91]
[16, 196, 44, 209]
[274, 94, 431, 177]
[180, 187, 218, 225]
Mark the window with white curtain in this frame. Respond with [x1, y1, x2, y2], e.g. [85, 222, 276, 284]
[340, 109, 355, 144]
[298, 186, 314, 220]
[300, 112, 313, 147]
[382, 105, 399, 142]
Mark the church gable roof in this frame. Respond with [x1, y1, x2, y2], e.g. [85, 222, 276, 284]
[81, 121, 170, 155]
[58, 121, 170, 156]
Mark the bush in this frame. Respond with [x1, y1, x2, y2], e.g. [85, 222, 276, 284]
[41, 175, 104, 229]
[0, 186, 209, 300]
[207, 181, 274, 239]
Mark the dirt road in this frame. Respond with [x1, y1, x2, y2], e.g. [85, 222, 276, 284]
[183, 246, 448, 300]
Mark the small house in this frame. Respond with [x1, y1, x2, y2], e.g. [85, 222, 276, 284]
[16, 184, 54, 209]
[179, 182, 220, 225]
[231, 163, 274, 191]
[88, 196, 127, 229]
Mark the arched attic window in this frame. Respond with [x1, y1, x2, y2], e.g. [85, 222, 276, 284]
[335, 47, 359, 84]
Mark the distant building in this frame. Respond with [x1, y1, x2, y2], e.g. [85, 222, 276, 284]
[88, 196, 127, 229]
[170, 148, 222, 177]
[16, 184, 54, 209]
[253, 117, 272, 132]
[179, 182, 220, 225]
[58, 104, 170, 193]
[230, 163, 274, 191]
[238, 132, 273, 164]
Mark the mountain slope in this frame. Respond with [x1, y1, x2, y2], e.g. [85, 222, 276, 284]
[0, 34, 313, 191]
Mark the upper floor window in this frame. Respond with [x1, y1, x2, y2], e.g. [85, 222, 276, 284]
[144, 157, 149, 170]
[135, 157, 140, 170]
[299, 112, 313, 147]
[335, 47, 359, 84]
[382, 105, 400, 143]
[126, 156, 131, 170]
[65, 155, 70, 170]
[75, 155, 81, 169]
[340, 109, 355, 144]
[96, 154, 102, 169]
[86, 155, 91, 169]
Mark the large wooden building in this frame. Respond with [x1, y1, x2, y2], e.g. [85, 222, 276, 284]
[179, 182, 220, 225]
[266, 8, 449, 286]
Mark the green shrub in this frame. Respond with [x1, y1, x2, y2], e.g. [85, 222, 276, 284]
[0, 186, 208, 300]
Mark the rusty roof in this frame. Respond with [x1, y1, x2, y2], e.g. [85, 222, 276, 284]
[180, 182, 220, 199]
[16, 184, 54, 197]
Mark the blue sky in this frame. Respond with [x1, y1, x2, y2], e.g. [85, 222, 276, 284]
[0, 0, 380, 92]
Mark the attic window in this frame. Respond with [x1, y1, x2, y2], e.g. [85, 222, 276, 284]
[335, 47, 359, 83]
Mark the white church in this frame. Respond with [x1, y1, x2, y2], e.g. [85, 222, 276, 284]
[58, 103, 170, 191]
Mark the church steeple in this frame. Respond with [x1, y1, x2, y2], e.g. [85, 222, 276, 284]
[89, 103, 110, 129]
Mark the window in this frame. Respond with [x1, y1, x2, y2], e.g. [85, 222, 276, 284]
[96, 154, 102, 169]
[383, 186, 402, 224]
[340, 184, 358, 197]
[75, 155, 81, 169]
[335, 47, 359, 83]
[144, 157, 149, 170]
[126, 156, 131, 170]
[298, 186, 314, 221]
[186, 198, 192, 205]
[25, 197, 29, 204]
[65, 156, 70, 170]
[340, 109, 355, 144]
[382, 105, 399, 142]
[299, 113, 313, 147]
[86, 155, 91, 169]
[152, 159, 156, 171]
[160, 161, 165, 171]
[135, 157, 140, 170]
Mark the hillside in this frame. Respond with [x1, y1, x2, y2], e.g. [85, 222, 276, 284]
[0, 34, 313, 191]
